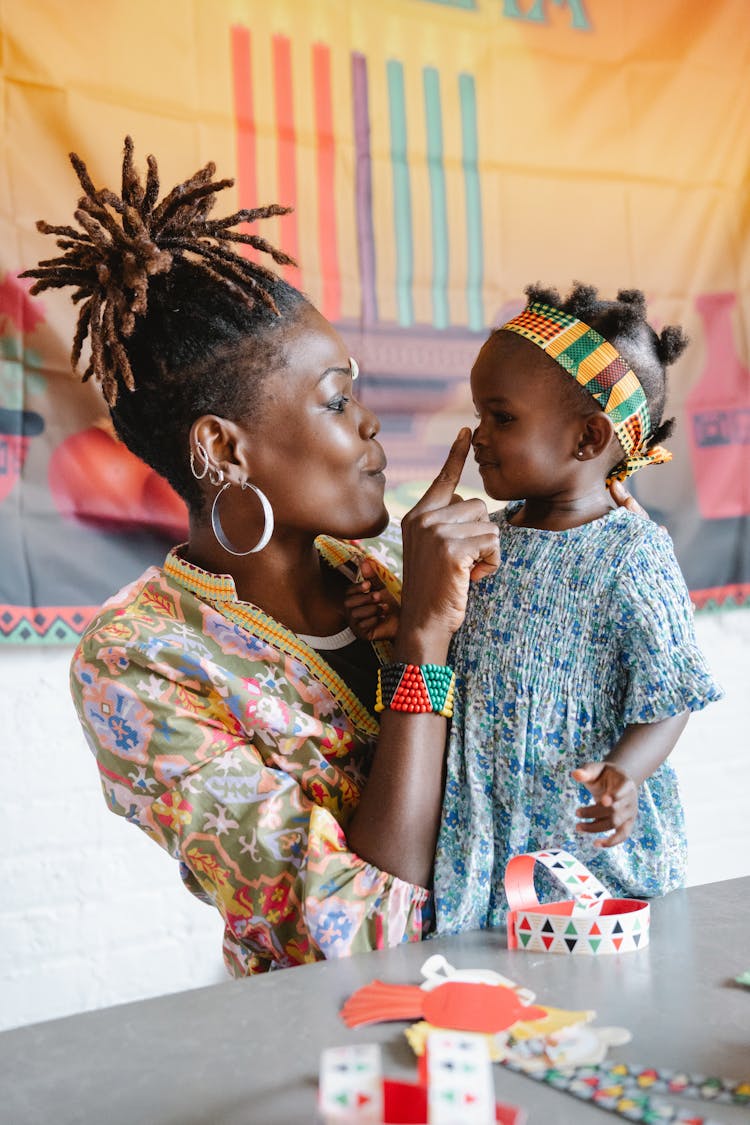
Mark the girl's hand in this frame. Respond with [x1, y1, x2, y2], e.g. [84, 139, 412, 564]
[344, 558, 400, 641]
[398, 429, 500, 655]
[571, 761, 638, 847]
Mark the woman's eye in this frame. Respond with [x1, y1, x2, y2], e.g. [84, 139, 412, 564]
[328, 395, 350, 413]
[493, 412, 513, 424]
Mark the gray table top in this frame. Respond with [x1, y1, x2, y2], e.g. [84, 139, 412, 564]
[2, 878, 748, 1125]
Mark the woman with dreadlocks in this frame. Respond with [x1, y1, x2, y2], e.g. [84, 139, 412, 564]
[22, 138, 502, 975]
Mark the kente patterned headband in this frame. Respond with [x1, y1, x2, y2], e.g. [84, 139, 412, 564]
[501, 302, 672, 482]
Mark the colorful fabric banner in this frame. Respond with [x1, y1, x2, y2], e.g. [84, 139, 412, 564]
[1, 0, 748, 642]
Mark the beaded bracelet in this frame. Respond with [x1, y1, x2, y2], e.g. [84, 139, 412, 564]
[375, 662, 456, 718]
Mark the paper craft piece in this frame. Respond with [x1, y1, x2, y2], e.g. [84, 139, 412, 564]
[406, 1020, 631, 1071]
[318, 1042, 526, 1124]
[340, 978, 547, 1033]
[426, 1031, 496, 1124]
[505, 849, 650, 955]
[319, 1043, 383, 1123]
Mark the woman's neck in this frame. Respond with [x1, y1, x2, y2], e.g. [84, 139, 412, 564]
[183, 523, 348, 636]
[508, 482, 615, 531]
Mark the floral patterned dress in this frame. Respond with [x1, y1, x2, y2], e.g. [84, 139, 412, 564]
[70, 526, 432, 976]
[434, 505, 722, 935]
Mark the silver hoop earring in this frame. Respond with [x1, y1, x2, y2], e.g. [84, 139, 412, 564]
[208, 466, 225, 487]
[189, 441, 210, 481]
[211, 481, 274, 556]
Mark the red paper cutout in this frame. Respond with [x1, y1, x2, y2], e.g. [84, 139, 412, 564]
[341, 979, 547, 1035]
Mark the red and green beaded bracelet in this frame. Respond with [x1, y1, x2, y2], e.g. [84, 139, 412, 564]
[375, 662, 455, 718]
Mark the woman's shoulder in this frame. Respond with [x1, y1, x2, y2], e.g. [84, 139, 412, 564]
[75, 559, 206, 656]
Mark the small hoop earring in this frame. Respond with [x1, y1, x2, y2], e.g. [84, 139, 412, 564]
[189, 441, 210, 481]
[208, 466, 225, 487]
[211, 481, 274, 555]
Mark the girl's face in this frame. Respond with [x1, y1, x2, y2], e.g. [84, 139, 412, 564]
[235, 304, 389, 540]
[470, 332, 587, 501]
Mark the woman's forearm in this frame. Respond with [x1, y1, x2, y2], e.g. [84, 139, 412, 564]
[345, 625, 452, 888]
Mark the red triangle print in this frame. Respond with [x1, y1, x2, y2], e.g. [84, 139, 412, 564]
[542, 934, 554, 950]
[519, 917, 531, 931]
[612, 937, 623, 951]
[579, 874, 589, 881]
[356, 1093, 371, 1106]
[589, 922, 601, 936]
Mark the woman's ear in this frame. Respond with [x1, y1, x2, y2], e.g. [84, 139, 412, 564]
[575, 411, 618, 462]
[192, 415, 248, 483]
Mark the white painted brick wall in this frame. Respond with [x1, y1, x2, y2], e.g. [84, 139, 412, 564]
[1, 610, 748, 1032]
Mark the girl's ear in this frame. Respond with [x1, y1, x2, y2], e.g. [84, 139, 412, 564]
[575, 411, 618, 462]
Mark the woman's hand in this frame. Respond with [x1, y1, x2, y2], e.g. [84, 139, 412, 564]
[608, 478, 649, 518]
[397, 429, 500, 658]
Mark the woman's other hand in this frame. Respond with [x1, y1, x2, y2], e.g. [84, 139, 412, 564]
[608, 478, 649, 518]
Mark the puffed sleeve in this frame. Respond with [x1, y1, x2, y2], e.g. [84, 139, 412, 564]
[611, 524, 723, 725]
[70, 628, 429, 977]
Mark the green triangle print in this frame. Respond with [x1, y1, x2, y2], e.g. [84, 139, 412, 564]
[589, 938, 602, 952]
[520, 932, 531, 947]
[565, 921, 578, 935]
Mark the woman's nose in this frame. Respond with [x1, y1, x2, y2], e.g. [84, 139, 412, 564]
[359, 402, 381, 439]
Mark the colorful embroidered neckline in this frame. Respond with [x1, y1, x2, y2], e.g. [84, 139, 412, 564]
[163, 537, 392, 738]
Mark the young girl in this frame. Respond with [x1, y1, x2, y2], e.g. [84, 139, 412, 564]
[348, 283, 722, 934]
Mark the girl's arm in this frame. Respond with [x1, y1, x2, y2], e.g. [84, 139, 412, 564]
[572, 712, 688, 848]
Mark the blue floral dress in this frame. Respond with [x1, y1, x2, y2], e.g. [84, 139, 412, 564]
[434, 504, 722, 935]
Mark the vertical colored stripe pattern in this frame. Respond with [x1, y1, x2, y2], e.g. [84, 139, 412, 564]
[228, 30, 487, 334]
[351, 52, 378, 326]
[387, 59, 414, 327]
[230, 25, 257, 259]
[272, 35, 301, 287]
[423, 67, 450, 329]
[312, 43, 341, 321]
[459, 73, 484, 330]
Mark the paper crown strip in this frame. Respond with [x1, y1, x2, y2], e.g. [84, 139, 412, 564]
[505, 849, 650, 955]
[501, 302, 672, 482]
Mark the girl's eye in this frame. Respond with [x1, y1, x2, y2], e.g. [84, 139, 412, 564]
[327, 395, 350, 413]
[493, 412, 513, 424]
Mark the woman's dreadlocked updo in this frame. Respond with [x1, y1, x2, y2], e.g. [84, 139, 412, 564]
[523, 282, 688, 456]
[20, 136, 307, 509]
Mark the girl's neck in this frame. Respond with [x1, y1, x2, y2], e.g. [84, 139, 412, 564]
[507, 483, 615, 531]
